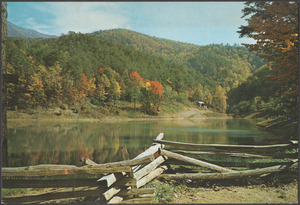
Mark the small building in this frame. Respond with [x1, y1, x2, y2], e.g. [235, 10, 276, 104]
[197, 101, 205, 107]
[197, 101, 207, 109]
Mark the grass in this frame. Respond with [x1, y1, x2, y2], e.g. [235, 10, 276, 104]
[2, 188, 27, 197]
[160, 100, 186, 114]
[247, 112, 298, 140]
[144, 180, 192, 203]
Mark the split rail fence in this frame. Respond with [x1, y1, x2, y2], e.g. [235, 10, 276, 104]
[2, 133, 298, 204]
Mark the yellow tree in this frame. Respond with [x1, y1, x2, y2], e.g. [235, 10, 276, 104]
[213, 85, 227, 113]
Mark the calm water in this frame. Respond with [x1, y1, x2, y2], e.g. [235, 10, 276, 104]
[5, 119, 281, 167]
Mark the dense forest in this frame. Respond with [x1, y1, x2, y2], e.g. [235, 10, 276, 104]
[5, 30, 264, 115]
[5, 2, 298, 128]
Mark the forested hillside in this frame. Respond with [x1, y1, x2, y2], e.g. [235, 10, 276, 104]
[93, 29, 265, 90]
[92, 29, 199, 60]
[6, 29, 265, 116]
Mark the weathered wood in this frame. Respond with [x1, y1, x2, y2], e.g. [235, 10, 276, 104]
[134, 156, 168, 180]
[103, 187, 122, 201]
[118, 196, 154, 204]
[2, 164, 132, 177]
[108, 191, 155, 204]
[113, 177, 137, 187]
[80, 157, 98, 165]
[103, 145, 131, 203]
[108, 196, 123, 204]
[170, 150, 272, 159]
[96, 173, 127, 201]
[167, 158, 297, 168]
[134, 133, 164, 159]
[97, 172, 126, 187]
[215, 161, 295, 168]
[136, 165, 168, 188]
[96, 133, 165, 202]
[159, 162, 298, 181]
[2, 188, 102, 204]
[95, 175, 124, 204]
[91, 154, 155, 168]
[108, 187, 155, 203]
[161, 149, 232, 172]
[102, 176, 136, 201]
[154, 139, 297, 152]
[3, 154, 153, 177]
[2, 178, 99, 189]
[120, 145, 130, 160]
[117, 188, 155, 196]
[290, 140, 298, 145]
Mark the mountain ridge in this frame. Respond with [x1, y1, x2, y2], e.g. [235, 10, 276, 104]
[7, 21, 57, 39]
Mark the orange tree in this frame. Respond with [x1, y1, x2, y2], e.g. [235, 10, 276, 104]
[141, 80, 163, 115]
[238, 1, 298, 116]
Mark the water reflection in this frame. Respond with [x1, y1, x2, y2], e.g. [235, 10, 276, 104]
[6, 119, 279, 167]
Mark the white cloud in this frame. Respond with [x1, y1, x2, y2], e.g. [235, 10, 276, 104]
[142, 2, 247, 28]
[25, 17, 51, 31]
[45, 2, 129, 35]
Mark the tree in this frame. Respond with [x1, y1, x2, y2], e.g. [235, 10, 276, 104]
[79, 73, 89, 98]
[238, 1, 298, 99]
[141, 80, 163, 115]
[129, 71, 144, 113]
[213, 85, 227, 113]
[37, 62, 63, 106]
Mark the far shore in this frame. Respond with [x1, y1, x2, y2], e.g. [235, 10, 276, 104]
[7, 107, 232, 123]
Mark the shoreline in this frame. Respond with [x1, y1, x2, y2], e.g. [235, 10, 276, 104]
[7, 108, 296, 140]
[7, 107, 232, 123]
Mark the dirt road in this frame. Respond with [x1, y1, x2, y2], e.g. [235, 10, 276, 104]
[160, 107, 230, 119]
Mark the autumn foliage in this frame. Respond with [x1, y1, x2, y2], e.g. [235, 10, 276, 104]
[130, 71, 143, 86]
[129, 71, 164, 115]
[6, 28, 274, 116]
[149, 81, 163, 96]
[239, 1, 298, 98]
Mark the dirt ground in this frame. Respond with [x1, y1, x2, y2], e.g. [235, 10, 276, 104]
[169, 182, 298, 204]
[3, 181, 297, 204]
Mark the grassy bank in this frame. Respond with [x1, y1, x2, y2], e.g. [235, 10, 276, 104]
[243, 110, 298, 140]
[7, 100, 228, 122]
[7, 100, 186, 121]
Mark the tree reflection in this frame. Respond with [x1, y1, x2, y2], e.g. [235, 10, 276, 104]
[6, 119, 277, 167]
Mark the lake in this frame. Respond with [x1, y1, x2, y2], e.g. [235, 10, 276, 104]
[5, 118, 282, 167]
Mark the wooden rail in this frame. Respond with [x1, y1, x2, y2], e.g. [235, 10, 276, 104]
[2, 165, 132, 177]
[153, 139, 298, 152]
[2, 133, 298, 204]
[159, 161, 298, 180]
[2, 133, 166, 204]
[155, 137, 298, 185]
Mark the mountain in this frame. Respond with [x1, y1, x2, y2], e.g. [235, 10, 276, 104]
[92, 29, 199, 61]
[7, 21, 57, 39]
[92, 28, 266, 89]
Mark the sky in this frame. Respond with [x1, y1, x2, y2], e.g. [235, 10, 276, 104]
[7, 1, 255, 46]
